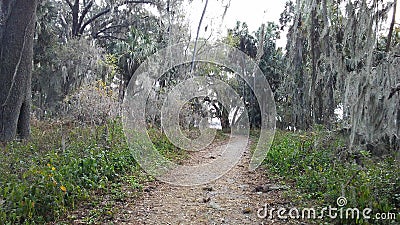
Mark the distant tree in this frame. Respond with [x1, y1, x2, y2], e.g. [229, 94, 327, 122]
[60, 0, 158, 38]
[31, 0, 188, 116]
[225, 22, 283, 129]
[0, 0, 39, 141]
[282, 0, 399, 152]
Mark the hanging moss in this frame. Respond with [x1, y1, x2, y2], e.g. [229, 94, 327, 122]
[281, 0, 399, 152]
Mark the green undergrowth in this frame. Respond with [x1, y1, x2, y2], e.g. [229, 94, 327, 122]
[0, 119, 184, 224]
[147, 128, 188, 163]
[256, 129, 399, 225]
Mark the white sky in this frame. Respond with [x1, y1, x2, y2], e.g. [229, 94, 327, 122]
[186, 0, 288, 47]
[186, 0, 400, 48]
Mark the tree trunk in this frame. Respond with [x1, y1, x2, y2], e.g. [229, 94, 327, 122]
[71, 0, 80, 37]
[0, 0, 38, 142]
[386, 0, 397, 52]
[310, 1, 319, 124]
[220, 106, 230, 132]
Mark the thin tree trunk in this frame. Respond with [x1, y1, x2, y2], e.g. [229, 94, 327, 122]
[0, 0, 38, 141]
[190, 0, 208, 74]
[322, 0, 334, 128]
[310, 0, 321, 125]
[386, 0, 397, 52]
[71, 0, 80, 36]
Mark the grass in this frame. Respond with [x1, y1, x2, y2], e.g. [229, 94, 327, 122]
[5, 117, 396, 225]
[258, 129, 400, 224]
[148, 128, 188, 163]
[0, 118, 185, 224]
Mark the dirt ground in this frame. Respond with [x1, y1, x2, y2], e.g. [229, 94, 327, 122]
[110, 136, 303, 225]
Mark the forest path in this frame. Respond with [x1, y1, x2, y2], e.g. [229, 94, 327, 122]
[114, 136, 295, 225]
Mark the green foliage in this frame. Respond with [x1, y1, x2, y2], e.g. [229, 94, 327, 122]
[147, 128, 188, 163]
[62, 80, 119, 125]
[262, 130, 399, 224]
[0, 119, 130, 223]
[223, 21, 284, 129]
[108, 27, 159, 83]
[32, 38, 111, 116]
[0, 119, 184, 224]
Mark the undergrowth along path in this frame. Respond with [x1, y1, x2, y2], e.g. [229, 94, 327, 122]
[116, 136, 297, 225]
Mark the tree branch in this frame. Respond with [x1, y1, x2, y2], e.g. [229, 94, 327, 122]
[77, 0, 93, 33]
[78, 8, 110, 35]
[95, 34, 128, 41]
[386, 0, 397, 52]
[78, 0, 155, 35]
[388, 83, 400, 99]
[190, 0, 208, 74]
[94, 24, 128, 37]
[71, 0, 80, 36]
[64, 0, 73, 9]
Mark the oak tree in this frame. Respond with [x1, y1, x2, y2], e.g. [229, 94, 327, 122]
[0, 0, 38, 141]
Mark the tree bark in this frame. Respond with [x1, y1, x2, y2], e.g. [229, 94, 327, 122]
[0, 0, 38, 141]
[386, 0, 397, 52]
[190, 0, 208, 74]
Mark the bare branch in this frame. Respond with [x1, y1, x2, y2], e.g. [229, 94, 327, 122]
[221, 0, 231, 22]
[78, 0, 155, 35]
[78, 8, 109, 35]
[71, 0, 80, 35]
[386, 0, 397, 52]
[95, 24, 128, 36]
[388, 83, 400, 99]
[190, 0, 208, 74]
[64, 0, 73, 9]
[77, 0, 93, 32]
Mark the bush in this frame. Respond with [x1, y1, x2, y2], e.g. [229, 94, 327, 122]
[262, 130, 400, 225]
[62, 80, 120, 125]
[0, 118, 189, 224]
[32, 39, 112, 117]
[0, 119, 135, 224]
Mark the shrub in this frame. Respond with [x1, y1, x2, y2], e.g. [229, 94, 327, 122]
[0, 118, 189, 224]
[0, 119, 134, 224]
[262, 130, 399, 225]
[62, 80, 120, 125]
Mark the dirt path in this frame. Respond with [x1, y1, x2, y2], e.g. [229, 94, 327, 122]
[112, 136, 298, 225]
